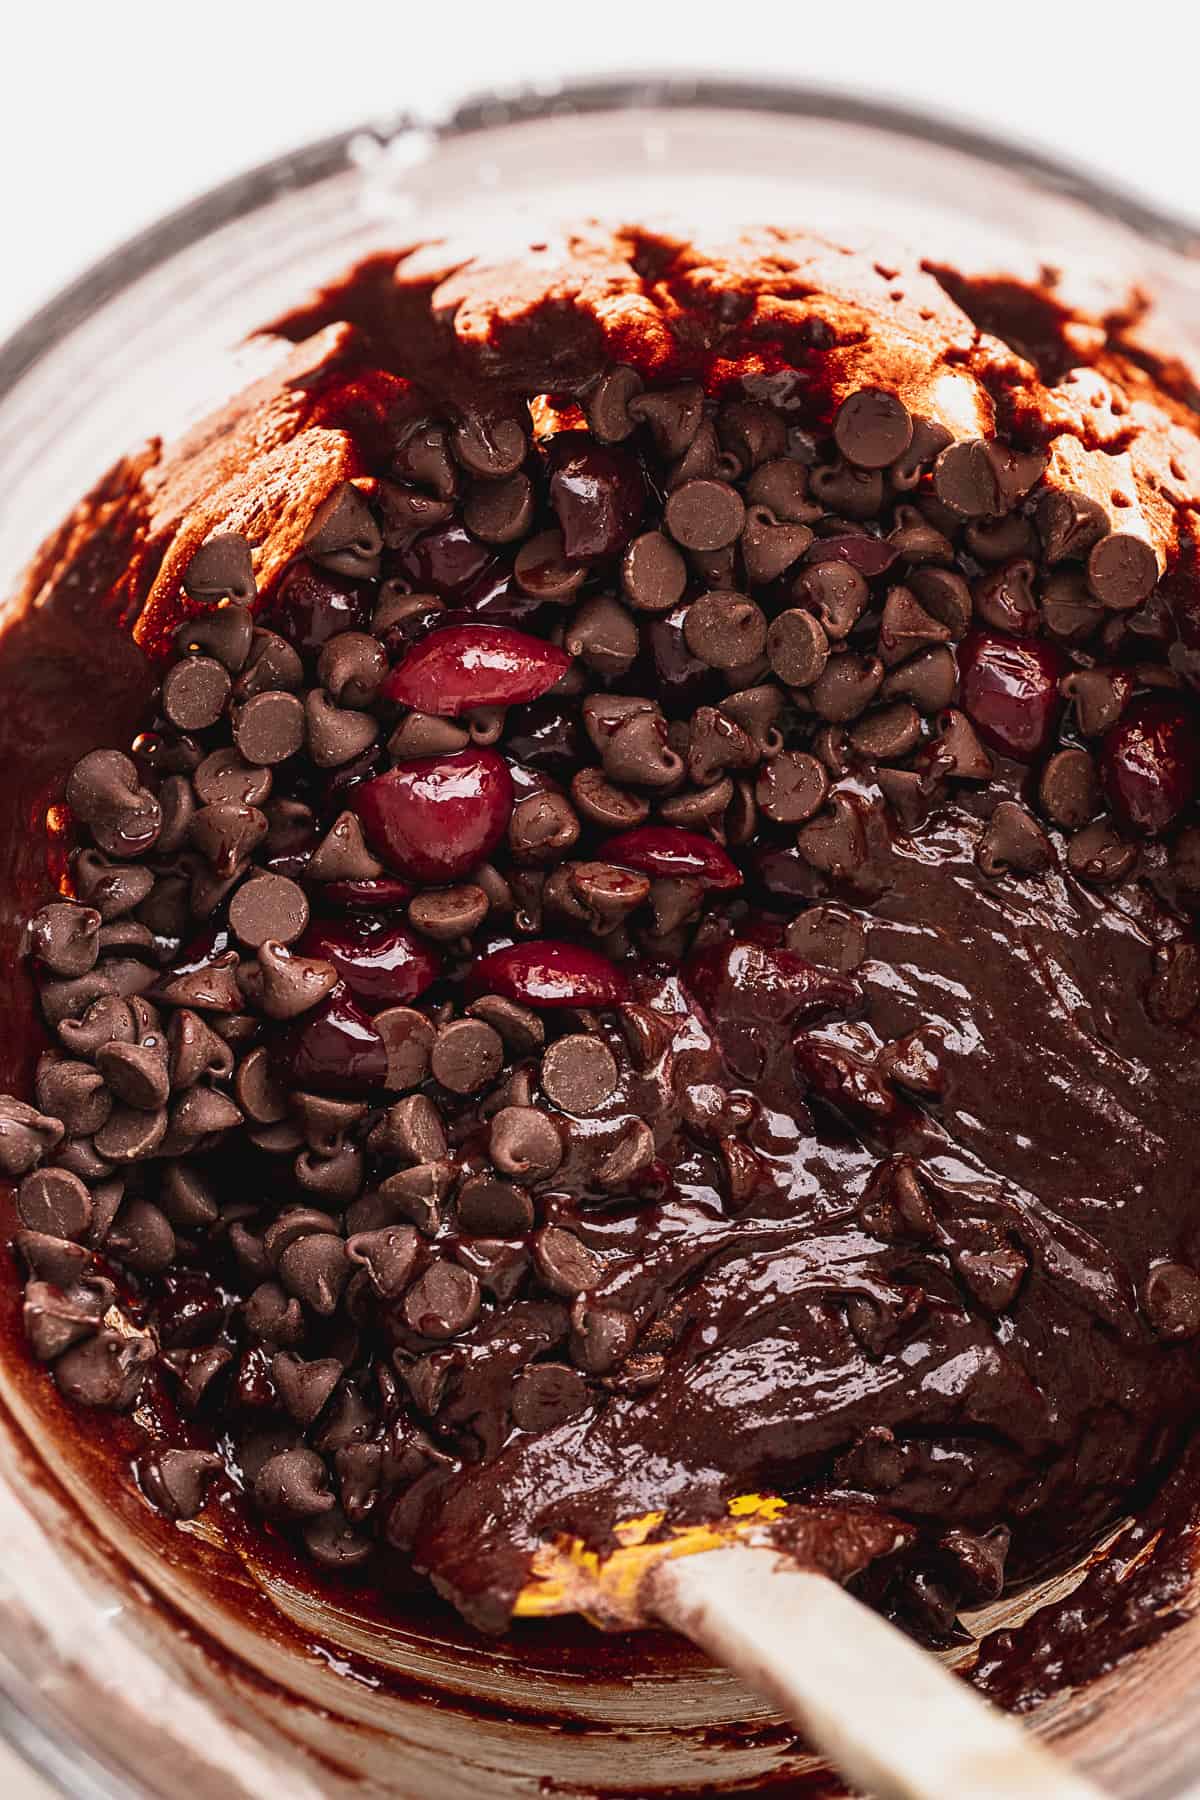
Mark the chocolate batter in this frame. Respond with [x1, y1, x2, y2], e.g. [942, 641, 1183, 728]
[3, 224, 1200, 1683]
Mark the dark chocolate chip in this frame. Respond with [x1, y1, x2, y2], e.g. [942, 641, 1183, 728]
[17, 1167, 93, 1238]
[55, 1329, 153, 1410]
[234, 690, 306, 766]
[1086, 533, 1159, 611]
[683, 592, 767, 670]
[1142, 1261, 1200, 1338]
[228, 873, 309, 949]
[511, 1361, 590, 1431]
[834, 389, 912, 469]
[182, 535, 256, 608]
[403, 1259, 481, 1340]
[1039, 748, 1102, 830]
[430, 1019, 504, 1095]
[756, 751, 829, 824]
[374, 1007, 435, 1091]
[304, 482, 382, 579]
[162, 657, 231, 732]
[533, 1225, 601, 1297]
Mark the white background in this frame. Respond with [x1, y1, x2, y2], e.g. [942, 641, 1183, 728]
[0, 6, 1195, 1795]
[2, 0, 1198, 346]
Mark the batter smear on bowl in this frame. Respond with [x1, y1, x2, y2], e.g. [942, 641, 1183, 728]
[4, 225, 1200, 1652]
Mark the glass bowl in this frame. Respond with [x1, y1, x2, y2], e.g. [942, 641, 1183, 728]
[2, 76, 1200, 1800]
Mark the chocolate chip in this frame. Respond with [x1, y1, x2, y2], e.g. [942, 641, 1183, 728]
[96, 1038, 170, 1109]
[740, 507, 813, 585]
[255, 1448, 335, 1520]
[457, 1173, 534, 1236]
[305, 811, 382, 883]
[976, 801, 1052, 878]
[620, 530, 687, 615]
[182, 534, 256, 608]
[462, 470, 535, 544]
[753, 750, 827, 825]
[564, 596, 639, 677]
[1037, 490, 1110, 564]
[160, 1160, 220, 1231]
[796, 791, 869, 878]
[664, 479, 745, 553]
[193, 747, 272, 809]
[514, 528, 586, 602]
[785, 906, 868, 971]
[155, 952, 244, 1013]
[810, 462, 883, 518]
[765, 609, 828, 689]
[848, 703, 923, 763]
[932, 439, 1001, 518]
[303, 689, 378, 769]
[372, 1094, 447, 1164]
[1039, 748, 1101, 830]
[141, 1447, 223, 1520]
[888, 505, 953, 565]
[1067, 818, 1137, 885]
[909, 567, 973, 639]
[228, 873, 309, 948]
[718, 401, 787, 470]
[23, 1280, 104, 1361]
[55, 1329, 153, 1410]
[347, 1225, 420, 1302]
[31, 910, 101, 994]
[233, 690, 306, 767]
[683, 592, 766, 670]
[430, 1019, 504, 1095]
[630, 383, 704, 459]
[602, 712, 684, 790]
[926, 708, 993, 783]
[236, 630, 304, 700]
[793, 562, 870, 642]
[271, 1352, 344, 1427]
[881, 645, 957, 713]
[533, 1225, 601, 1297]
[974, 559, 1039, 636]
[595, 1118, 656, 1190]
[403, 1259, 481, 1340]
[1142, 1261, 1200, 1338]
[834, 389, 912, 469]
[1060, 667, 1131, 738]
[108, 1197, 176, 1273]
[17, 1167, 93, 1238]
[451, 413, 527, 479]
[570, 766, 649, 830]
[373, 1007, 435, 1091]
[161, 656, 232, 732]
[1086, 533, 1159, 610]
[278, 1232, 349, 1316]
[569, 1297, 636, 1374]
[808, 652, 885, 723]
[34, 1056, 108, 1137]
[539, 1035, 618, 1115]
[248, 941, 338, 1020]
[304, 482, 382, 579]
[511, 1361, 590, 1432]
[508, 791, 580, 865]
[66, 750, 161, 859]
[317, 632, 387, 709]
[73, 853, 155, 921]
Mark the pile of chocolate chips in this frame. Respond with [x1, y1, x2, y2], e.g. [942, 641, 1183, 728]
[4, 368, 1198, 1587]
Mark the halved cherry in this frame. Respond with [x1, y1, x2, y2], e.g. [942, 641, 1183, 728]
[546, 433, 645, 559]
[382, 625, 571, 717]
[317, 876, 415, 912]
[299, 917, 441, 1008]
[958, 630, 1063, 762]
[599, 826, 742, 891]
[352, 749, 513, 884]
[468, 940, 630, 1008]
[1100, 696, 1200, 836]
[274, 983, 388, 1094]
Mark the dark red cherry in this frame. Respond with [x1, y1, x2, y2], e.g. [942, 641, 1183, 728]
[318, 746, 384, 824]
[389, 524, 510, 607]
[504, 701, 582, 777]
[274, 560, 372, 658]
[648, 605, 722, 714]
[299, 917, 441, 1009]
[275, 983, 388, 1094]
[155, 1271, 226, 1349]
[600, 826, 742, 891]
[468, 940, 631, 1008]
[805, 534, 898, 579]
[958, 630, 1064, 762]
[352, 749, 513, 884]
[317, 876, 415, 912]
[382, 625, 571, 717]
[546, 432, 645, 559]
[684, 938, 859, 1030]
[1100, 696, 1200, 836]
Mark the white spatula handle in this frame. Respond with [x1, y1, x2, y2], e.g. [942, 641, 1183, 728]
[651, 1546, 1103, 1800]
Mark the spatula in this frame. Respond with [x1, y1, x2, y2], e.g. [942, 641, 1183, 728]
[514, 1495, 1104, 1800]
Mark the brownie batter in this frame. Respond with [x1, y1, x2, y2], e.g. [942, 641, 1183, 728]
[3, 224, 1200, 1671]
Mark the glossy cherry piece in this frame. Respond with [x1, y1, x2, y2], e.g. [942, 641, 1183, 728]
[468, 940, 631, 1009]
[1100, 696, 1200, 836]
[382, 625, 571, 717]
[274, 983, 388, 1095]
[600, 826, 742, 891]
[958, 631, 1064, 762]
[684, 938, 860, 1028]
[318, 876, 415, 912]
[805, 534, 898, 579]
[352, 749, 514, 884]
[274, 560, 372, 658]
[300, 917, 441, 1009]
[546, 433, 645, 559]
[390, 524, 510, 607]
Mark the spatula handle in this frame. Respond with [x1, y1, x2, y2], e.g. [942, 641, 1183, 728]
[651, 1545, 1103, 1800]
